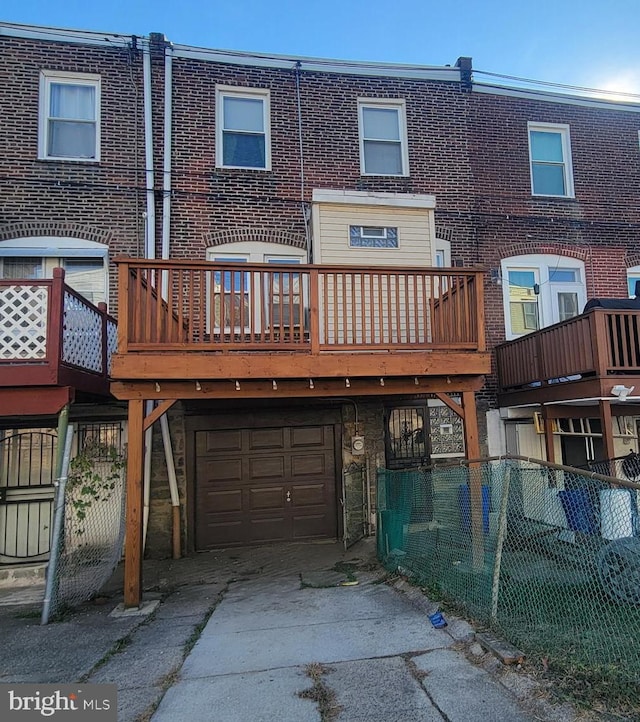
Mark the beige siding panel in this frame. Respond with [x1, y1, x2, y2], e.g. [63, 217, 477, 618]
[315, 204, 433, 267]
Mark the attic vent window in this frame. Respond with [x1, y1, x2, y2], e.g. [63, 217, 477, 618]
[349, 226, 398, 248]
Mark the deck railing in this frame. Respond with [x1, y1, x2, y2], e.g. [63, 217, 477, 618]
[116, 258, 486, 354]
[0, 268, 116, 389]
[497, 308, 640, 391]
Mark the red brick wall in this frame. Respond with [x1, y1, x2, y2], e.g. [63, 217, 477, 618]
[4, 32, 640, 410]
[468, 91, 640, 404]
[0, 36, 147, 314]
[164, 58, 477, 261]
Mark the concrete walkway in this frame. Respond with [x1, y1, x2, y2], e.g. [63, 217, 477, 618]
[0, 540, 596, 721]
[152, 571, 536, 722]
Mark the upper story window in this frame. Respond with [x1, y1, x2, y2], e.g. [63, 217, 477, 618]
[39, 71, 100, 161]
[358, 100, 408, 176]
[349, 226, 398, 248]
[216, 87, 271, 170]
[501, 255, 586, 340]
[528, 122, 573, 197]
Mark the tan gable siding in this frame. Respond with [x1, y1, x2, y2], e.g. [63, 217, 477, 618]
[314, 204, 434, 267]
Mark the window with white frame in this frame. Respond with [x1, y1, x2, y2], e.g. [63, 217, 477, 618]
[528, 122, 573, 197]
[216, 87, 270, 170]
[206, 245, 306, 331]
[501, 255, 586, 339]
[349, 226, 398, 248]
[358, 100, 408, 176]
[627, 266, 640, 297]
[0, 238, 108, 305]
[39, 71, 100, 161]
[435, 238, 451, 267]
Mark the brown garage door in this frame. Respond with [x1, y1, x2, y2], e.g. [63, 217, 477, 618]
[195, 424, 337, 549]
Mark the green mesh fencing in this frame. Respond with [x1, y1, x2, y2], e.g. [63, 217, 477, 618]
[377, 457, 640, 704]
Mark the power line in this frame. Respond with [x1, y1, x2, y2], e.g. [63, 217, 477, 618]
[474, 70, 640, 102]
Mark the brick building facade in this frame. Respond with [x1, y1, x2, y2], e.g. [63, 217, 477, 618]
[2, 21, 639, 559]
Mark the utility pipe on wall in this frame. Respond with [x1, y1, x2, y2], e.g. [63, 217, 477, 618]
[141, 39, 156, 551]
[142, 40, 156, 260]
[159, 38, 181, 556]
[161, 41, 173, 297]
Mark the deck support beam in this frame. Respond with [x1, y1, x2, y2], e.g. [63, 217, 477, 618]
[462, 391, 483, 570]
[124, 399, 145, 608]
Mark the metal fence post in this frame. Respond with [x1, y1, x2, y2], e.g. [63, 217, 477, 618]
[41, 424, 74, 625]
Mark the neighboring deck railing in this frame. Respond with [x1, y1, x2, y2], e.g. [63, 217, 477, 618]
[497, 308, 640, 391]
[115, 258, 486, 354]
[0, 268, 116, 392]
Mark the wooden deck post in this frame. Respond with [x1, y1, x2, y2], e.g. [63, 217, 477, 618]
[124, 399, 145, 608]
[462, 391, 483, 570]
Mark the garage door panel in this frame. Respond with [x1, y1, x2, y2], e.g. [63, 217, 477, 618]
[249, 486, 285, 510]
[196, 422, 336, 549]
[199, 457, 243, 483]
[197, 429, 242, 454]
[247, 456, 286, 480]
[249, 428, 285, 450]
[290, 426, 326, 447]
[197, 520, 244, 547]
[292, 514, 331, 539]
[203, 489, 243, 513]
[291, 453, 329, 476]
[250, 516, 289, 542]
[291, 483, 327, 507]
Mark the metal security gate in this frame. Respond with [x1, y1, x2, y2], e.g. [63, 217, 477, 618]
[0, 430, 57, 563]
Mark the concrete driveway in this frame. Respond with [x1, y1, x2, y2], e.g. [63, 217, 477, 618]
[150, 547, 539, 722]
[1, 539, 590, 721]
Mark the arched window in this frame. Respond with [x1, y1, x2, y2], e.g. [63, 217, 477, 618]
[0, 237, 108, 304]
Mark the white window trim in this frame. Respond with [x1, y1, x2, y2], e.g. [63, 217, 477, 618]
[627, 266, 640, 297]
[435, 238, 451, 267]
[527, 122, 574, 198]
[0, 237, 109, 304]
[38, 70, 101, 162]
[215, 85, 271, 171]
[501, 254, 586, 340]
[358, 98, 409, 177]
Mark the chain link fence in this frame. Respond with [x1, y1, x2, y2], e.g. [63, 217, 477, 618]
[43, 424, 126, 623]
[377, 456, 640, 708]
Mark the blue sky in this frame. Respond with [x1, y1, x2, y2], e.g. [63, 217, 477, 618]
[3, 0, 640, 96]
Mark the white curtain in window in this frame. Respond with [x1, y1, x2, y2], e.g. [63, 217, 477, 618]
[48, 84, 96, 158]
[223, 97, 263, 132]
[363, 107, 399, 140]
[50, 84, 95, 120]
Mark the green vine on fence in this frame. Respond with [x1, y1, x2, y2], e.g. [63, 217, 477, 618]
[67, 439, 126, 535]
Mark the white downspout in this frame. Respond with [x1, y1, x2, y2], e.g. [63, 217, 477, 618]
[142, 39, 156, 261]
[142, 38, 155, 549]
[159, 39, 181, 558]
[161, 41, 173, 295]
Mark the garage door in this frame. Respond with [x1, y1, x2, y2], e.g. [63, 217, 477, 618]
[195, 424, 337, 549]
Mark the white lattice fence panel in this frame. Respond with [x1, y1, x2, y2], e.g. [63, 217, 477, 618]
[62, 292, 102, 372]
[0, 285, 49, 360]
[106, 319, 117, 375]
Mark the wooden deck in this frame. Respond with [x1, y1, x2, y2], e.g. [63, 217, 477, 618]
[0, 268, 117, 414]
[496, 308, 640, 405]
[110, 258, 490, 398]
